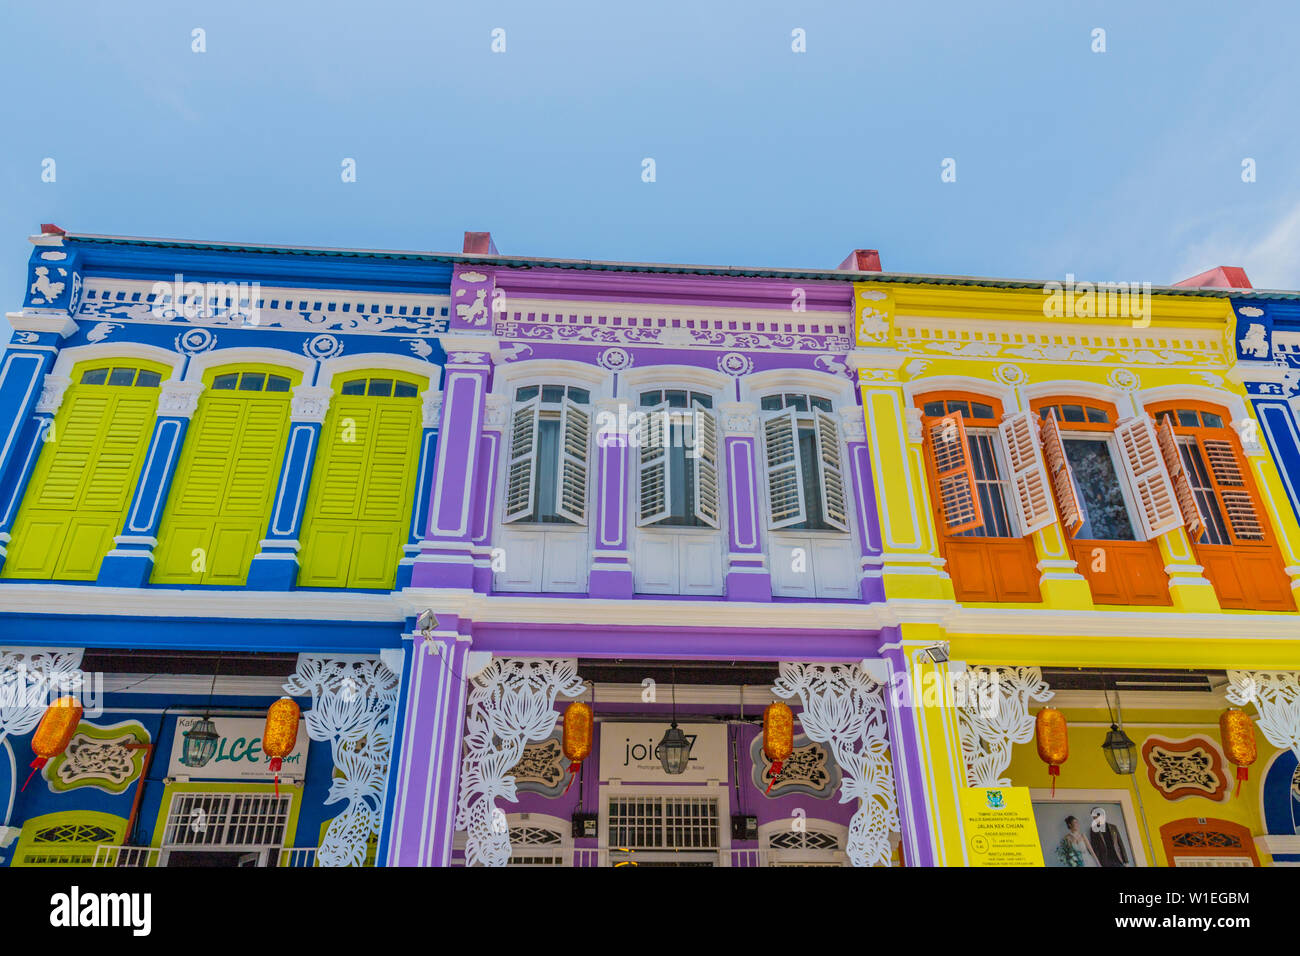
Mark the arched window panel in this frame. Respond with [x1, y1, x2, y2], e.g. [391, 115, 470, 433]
[297, 369, 428, 589]
[759, 393, 846, 532]
[634, 390, 720, 529]
[502, 384, 590, 526]
[2, 359, 169, 581]
[150, 363, 301, 586]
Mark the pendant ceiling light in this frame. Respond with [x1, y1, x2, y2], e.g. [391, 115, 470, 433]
[1100, 686, 1137, 776]
[181, 657, 221, 769]
[658, 668, 692, 775]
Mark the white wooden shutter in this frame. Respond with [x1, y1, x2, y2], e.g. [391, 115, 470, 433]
[762, 407, 806, 529]
[556, 397, 590, 525]
[926, 413, 984, 535]
[997, 411, 1059, 536]
[1155, 416, 1206, 543]
[813, 409, 849, 532]
[1114, 415, 1181, 539]
[637, 401, 672, 527]
[1037, 411, 1085, 537]
[503, 396, 541, 523]
[691, 402, 720, 529]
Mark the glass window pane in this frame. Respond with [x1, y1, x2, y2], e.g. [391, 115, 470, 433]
[516, 385, 539, 402]
[1060, 404, 1086, 423]
[108, 367, 136, 387]
[80, 368, 109, 385]
[238, 373, 266, 391]
[760, 395, 782, 411]
[971, 402, 994, 420]
[640, 391, 660, 408]
[1086, 406, 1109, 424]
[946, 400, 970, 419]
[810, 396, 833, 412]
[787, 394, 808, 412]
[923, 401, 945, 417]
[568, 387, 590, 405]
[368, 379, 394, 397]
[394, 382, 418, 398]
[541, 385, 565, 403]
[665, 389, 688, 408]
[692, 392, 712, 409]
[1177, 409, 1199, 428]
[1202, 412, 1223, 429]
[265, 376, 290, 392]
[1038, 406, 1055, 421]
[135, 369, 161, 388]
[211, 373, 238, 390]
[341, 380, 366, 395]
[1062, 439, 1135, 540]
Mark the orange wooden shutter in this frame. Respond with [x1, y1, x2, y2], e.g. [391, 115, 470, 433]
[925, 413, 983, 535]
[1037, 412, 1084, 537]
[997, 410, 1058, 535]
[1154, 416, 1206, 542]
[1113, 415, 1181, 539]
[1200, 436, 1266, 543]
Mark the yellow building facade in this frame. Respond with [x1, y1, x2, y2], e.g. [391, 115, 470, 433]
[854, 280, 1300, 867]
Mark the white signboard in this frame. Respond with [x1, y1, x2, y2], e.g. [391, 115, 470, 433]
[168, 716, 309, 781]
[599, 722, 728, 783]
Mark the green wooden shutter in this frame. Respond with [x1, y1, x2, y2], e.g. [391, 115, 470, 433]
[298, 395, 422, 588]
[3, 383, 158, 581]
[152, 391, 292, 585]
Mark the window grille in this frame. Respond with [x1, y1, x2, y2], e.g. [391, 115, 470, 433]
[162, 792, 291, 848]
[607, 796, 720, 850]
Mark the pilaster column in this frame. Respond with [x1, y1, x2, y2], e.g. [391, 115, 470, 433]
[469, 394, 506, 593]
[720, 401, 771, 601]
[396, 390, 441, 590]
[840, 407, 885, 602]
[589, 397, 633, 598]
[98, 380, 205, 586]
[411, 340, 496, 589]
[0, 373, 64, 572]
[246, 385, 332, 590]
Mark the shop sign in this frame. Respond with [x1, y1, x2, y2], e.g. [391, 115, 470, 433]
[600, 722, 728, 782]
[958, 786, 1044, 866]
[168, 716, 308, 781]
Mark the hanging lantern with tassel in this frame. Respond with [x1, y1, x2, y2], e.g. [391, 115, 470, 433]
[262, 697, 300, 798]
[1219, 707, 1257, 797]
[23, 696, 83, 792]
[562, 701, 593, 794]
[762, 701, 794, 795]
[1035, 707, 1069, 796]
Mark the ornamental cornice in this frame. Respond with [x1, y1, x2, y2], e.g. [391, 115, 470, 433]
[5, 313, 78, 337]
[157, 380, 206, 418]
[290, 385, 333, 423]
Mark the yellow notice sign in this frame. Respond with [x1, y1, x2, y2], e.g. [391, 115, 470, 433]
[958, 787, 1044, 867]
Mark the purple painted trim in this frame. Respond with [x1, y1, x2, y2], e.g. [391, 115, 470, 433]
[849, 442, 883, 559]
[595, 424, 628, 551]
[881, 636, 938, 868]
[725, 571, 773, 602]
[725, 436, 762, 555]
[426, 367, 487, 541]
[588, 568, 634, 599]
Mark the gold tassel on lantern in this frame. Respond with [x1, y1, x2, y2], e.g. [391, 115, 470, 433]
[23, 696, 83, 792]
[1035, 707, 1069, 796]
[561, 702, 593, 794]
[763, 702, 794, 795]
[262, 697, 300, 798]
[1220, 708, 1257, 798]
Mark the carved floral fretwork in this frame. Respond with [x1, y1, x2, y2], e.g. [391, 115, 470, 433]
[772, 661, 898, 868]
[1139, 736, 1227, 801]
[0, 648, 85, 743]
[1226, 671, 1300, 760]
[956, 666, 1052, 788]
[457, 659, 585, 867]
[284, 655, 399, 867]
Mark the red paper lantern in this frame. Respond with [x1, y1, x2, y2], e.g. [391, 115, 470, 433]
[1035, 707, 1069, 796]
[23, 696, 83, 791]
[561, 702, 593, 793]
[1219, 708, 1257, 797]
[763, 702, 794, 795]
[263, 697, 300, 797]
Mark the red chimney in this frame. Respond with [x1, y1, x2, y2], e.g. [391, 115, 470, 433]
[40, 223, 66, 236]
[463, 231, 499, 256]
[838, 249, 882, 272]
[1173, 266, 1252, 289]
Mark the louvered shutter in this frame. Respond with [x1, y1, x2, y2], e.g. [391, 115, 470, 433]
[313, 401, 370, 519]
[813, 409, 849, 532]
[1037, 412, 1085, 537]
[762, 407, 806, 529]
[1113, 415, 1182, 539]
[556, 397, 590, 525]
[997, 411, 1059, 536]
[1201, 436, 1266, 543]
[223, 399, 287, 517]
[925, 413, 983, 535]
[1154, 416, 1206, 543]
[637, 401, 672, 526]
[502, 396, 540, 524]
[691, 402, 720, 529]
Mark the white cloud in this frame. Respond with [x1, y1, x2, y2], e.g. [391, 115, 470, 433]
[1173, 200, 1300, 290]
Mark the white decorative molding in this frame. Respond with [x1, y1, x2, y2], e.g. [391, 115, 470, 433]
[284, 655, 399, 867]
[483, 394, 509, 430]
[717, 352, 754, 377]
[771, 661, 899, 868]
[904, 406, 923, 444]
[290, 385, 333, 423]
[422, 390, 444, 429]
[456, 658, 584, 867]
[157, 381, 206, 419]
[838, 408, 867, 442]
[34, 376, 72, 415]
[719, 401, 758, 435]
[0, 648, 85, 743]
[1226, 671, 1300, 759]
[956, 666, 1052, 788]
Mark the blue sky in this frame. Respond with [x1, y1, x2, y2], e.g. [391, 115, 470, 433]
[3, 0, 1299, 347]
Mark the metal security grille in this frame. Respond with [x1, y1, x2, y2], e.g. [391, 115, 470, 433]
[163, 793, 291, 849]
[607, 796, 720, 850]
[507, 825, 565, 867]
[768, 829, 841, 851]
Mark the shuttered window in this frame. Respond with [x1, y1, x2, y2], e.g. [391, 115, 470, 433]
[923, 412, 983, 535]
[2, 362, 166, 581]
[997, 410, 1057, 536]
[635, 390, 720, 528]
[1037, 412, 1085, 537]
[502, 385, 590, 525]
[1113, 416, 1182, 539]
[297, 373, 426, 589]
[150, 366, 297, 585]
[759, 393, 847, 532]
